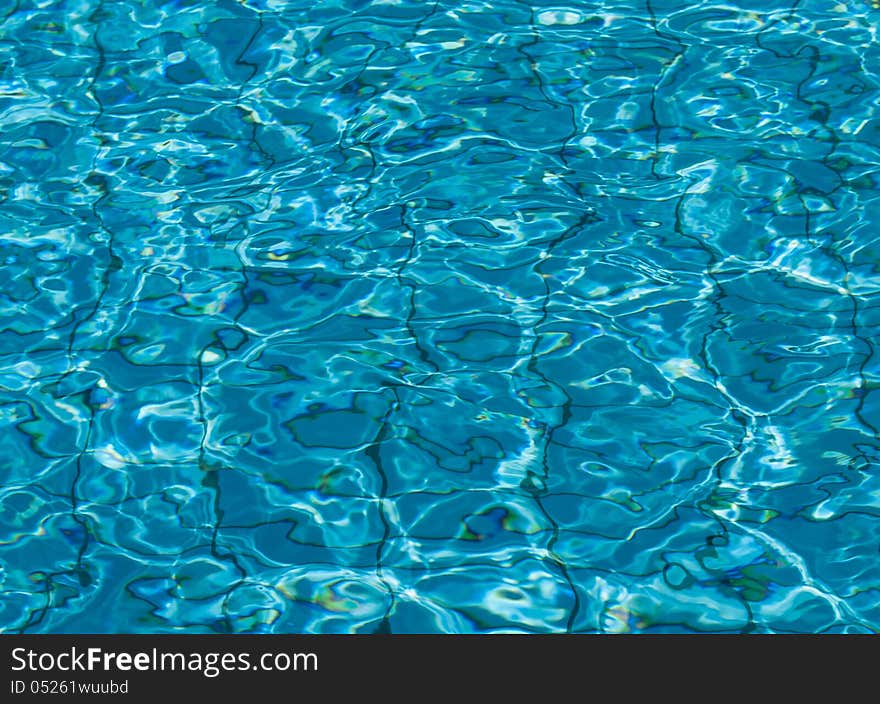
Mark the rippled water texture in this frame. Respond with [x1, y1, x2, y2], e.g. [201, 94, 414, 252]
[1, 0, 879, 633]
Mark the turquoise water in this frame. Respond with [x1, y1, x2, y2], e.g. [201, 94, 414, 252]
[1, 0, 879, 634]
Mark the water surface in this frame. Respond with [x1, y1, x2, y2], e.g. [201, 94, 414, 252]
[1, 0, 879, 633]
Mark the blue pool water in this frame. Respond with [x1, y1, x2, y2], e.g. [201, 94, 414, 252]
[1, 0, 879, 634]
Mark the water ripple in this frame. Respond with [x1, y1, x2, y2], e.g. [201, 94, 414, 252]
[1, 0, 879, 633]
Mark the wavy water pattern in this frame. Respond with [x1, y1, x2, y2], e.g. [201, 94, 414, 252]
[1, 0, 879, 633]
